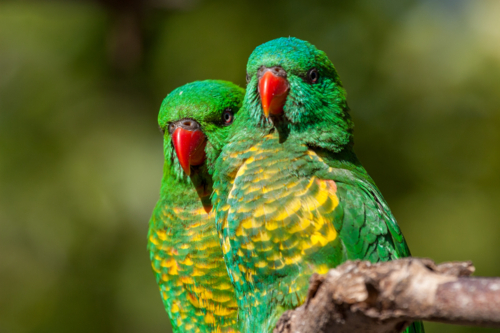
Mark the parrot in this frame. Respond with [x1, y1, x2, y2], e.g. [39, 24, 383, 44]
[212, 37, 425, 333]
[148, 80, 245, 333]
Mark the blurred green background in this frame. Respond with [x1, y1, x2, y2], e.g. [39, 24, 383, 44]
[1, 0, 500, 332]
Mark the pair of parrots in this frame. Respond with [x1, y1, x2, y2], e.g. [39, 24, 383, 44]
[148, 37, 424, 333]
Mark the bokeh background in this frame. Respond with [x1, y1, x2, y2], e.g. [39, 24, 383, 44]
[2, 0, 500, 332]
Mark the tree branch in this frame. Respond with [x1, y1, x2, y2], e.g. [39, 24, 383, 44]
[274, 258, 500, 333]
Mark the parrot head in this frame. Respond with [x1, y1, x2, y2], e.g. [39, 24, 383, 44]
[158, 80, 244, 178]
[245, 37, 354, 152]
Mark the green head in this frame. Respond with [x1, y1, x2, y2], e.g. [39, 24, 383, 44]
[245, 37, 353, 152]
[158, 80, 245, 180]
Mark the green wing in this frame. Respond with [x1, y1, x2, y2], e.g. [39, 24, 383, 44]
[316, 149, 423, 333]
[321, 163, 411, 261]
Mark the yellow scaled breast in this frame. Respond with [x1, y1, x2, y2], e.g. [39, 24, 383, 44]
[149, 202, 239, 333]
[223, 132, 341, 281]
[214, 132, 346, 322]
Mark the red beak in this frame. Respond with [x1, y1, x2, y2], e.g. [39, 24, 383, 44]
[171, 127, 207, 176]
[258, 70, 289, 118]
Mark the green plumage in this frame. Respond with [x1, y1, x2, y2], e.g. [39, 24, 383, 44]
[148, 80, 244, 333]
[212, 38, 424, 333]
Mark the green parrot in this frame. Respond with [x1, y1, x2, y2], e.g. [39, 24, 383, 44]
[148, 80, 245, 333]
[212, 38, 425, 333]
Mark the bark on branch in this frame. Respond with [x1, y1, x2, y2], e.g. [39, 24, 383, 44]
[274, 258, 500, 333]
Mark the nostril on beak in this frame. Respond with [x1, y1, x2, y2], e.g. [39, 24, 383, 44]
[183, 121, 192, 127]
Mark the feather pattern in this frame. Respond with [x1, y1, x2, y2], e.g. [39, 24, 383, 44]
[149, 191, 239, 333]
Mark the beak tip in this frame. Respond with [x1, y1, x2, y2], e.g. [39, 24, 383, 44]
[178, 158, 191, 176]
[263, 107, 270, 118]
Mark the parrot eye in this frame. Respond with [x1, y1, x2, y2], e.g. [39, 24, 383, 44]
[307, 68, 319, 83]
[222, 109, 234, 125]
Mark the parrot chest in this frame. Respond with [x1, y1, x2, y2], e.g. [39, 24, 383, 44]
[148, 201, 239, 332]
[218, 133, 345, 312]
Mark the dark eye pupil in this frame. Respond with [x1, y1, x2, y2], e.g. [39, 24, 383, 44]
[309, 69, 319, 83]
[223, 110, 233, 124]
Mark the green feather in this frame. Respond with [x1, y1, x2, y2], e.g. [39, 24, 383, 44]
[149, 80, 244, 333]
[213, 38, 424, 333]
